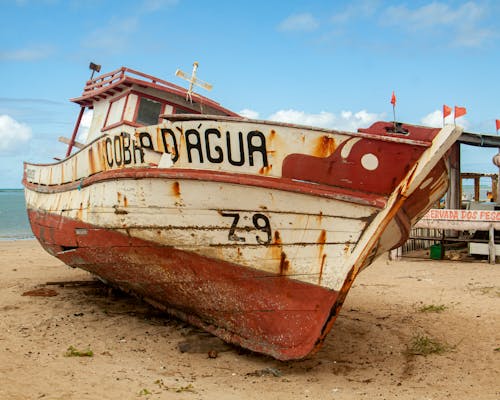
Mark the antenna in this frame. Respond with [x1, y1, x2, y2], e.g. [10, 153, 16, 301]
[175, 62, 213, 102]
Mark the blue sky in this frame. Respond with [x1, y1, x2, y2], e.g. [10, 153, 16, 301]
[1, 0, 500, 188]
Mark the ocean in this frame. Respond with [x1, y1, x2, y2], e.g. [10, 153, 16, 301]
[0, 189, 33, 240]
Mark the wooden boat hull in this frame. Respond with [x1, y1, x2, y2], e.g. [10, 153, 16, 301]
[23, 119, 462, 360]
[28, 209, 341, 360]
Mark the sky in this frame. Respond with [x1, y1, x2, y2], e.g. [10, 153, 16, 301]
[1, 0, 500, 188]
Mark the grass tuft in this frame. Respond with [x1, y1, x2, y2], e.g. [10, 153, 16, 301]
[406, 335, 448, 356]
[419, 304, 447, 313]
[64, 345, 93, 357]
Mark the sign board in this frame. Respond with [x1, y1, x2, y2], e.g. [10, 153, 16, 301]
[415, 209, 500, 230]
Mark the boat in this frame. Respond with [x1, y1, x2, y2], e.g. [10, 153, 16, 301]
[23, 65, 463, 360]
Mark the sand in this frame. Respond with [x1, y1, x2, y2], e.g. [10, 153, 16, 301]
[0, 240, 498, 399]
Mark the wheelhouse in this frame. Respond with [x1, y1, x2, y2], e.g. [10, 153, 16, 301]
[70, 67, 238, 144]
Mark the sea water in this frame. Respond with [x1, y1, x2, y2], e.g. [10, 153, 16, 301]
[0, 189, 33, 240]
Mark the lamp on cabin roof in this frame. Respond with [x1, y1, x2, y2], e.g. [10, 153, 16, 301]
[89, 62, 101, 79]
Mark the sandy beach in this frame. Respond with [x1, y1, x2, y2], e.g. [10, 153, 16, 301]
[0, 240, 498, 399]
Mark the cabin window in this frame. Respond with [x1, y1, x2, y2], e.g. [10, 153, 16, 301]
[136, 97, 162, 125]
[105, 96, 126, 127]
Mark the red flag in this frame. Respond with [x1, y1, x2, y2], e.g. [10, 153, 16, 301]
[454, 106, 466, 119]
[390, 91, 396, 106]
[496, 119, 500, 131]
[443, 104, 451, 118]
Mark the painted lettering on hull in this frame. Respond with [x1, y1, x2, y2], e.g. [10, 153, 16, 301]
[138, 128, 269, 169]
[221, 211, 272, 244]
[105, 132, 145, 168]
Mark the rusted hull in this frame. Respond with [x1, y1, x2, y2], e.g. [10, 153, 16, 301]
[23, 119, 463, 360]
[28, 209, 339, 360]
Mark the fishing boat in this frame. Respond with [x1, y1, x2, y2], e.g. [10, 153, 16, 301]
[23, 65, 462, 360]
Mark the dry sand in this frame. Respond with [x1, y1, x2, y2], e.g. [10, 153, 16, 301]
[0, 240, 498, 399]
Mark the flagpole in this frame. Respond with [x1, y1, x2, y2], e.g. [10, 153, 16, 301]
[390, 91, 396, 129]
[393, 103, 396, 129]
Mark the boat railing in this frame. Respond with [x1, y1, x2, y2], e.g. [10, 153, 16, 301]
[81, 66, 188, 96]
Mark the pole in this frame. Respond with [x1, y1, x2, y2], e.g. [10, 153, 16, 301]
[393, 104, 396, 128]
[66, 106, 85, 158]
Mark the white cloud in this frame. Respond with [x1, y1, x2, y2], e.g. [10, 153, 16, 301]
[421, 109, 469, 129]
[421, 110, 443, 127]
[268, 109, 382, 131]
[278, 13, 319, 32]
[383, 2, 494, 47]
[0, 115, 32, 154]
[239, 109, 260, 119]
[269, 109, 335, 127]
[331, 0, 378, 24]
[0, 44, 54, 61]
[454, 24, 494, 48]
[76, 109, 93, 142]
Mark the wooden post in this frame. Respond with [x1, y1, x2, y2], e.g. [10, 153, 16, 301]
[446, 143, 461, 237]
[492, 176, 498, 202]
[446, 143, 461, 209]
[474, 176, 480, 201]
[488, 224, 496, 264]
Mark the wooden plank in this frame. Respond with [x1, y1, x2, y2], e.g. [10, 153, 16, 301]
[58, 136, 84, 149]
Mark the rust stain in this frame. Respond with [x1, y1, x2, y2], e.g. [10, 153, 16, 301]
[258, 165, 273, 175]
[266, 129, 279, 158]
[279, 251, 290, 276]
[314, 136, 336, 158]
[318, 254, 327, 284]
[317, 229, 326, 248]
[343, 243, 351, 256]
[274, 230, 282, 244]
[97, 141, 106, 171]
[171, 181, 181, 197]
[269, 230, 285, 273]
[123, 195, 128, 208]
[117, 192, 122, 203]
[77, 202, 83, 220]
[317, 230, 327, 284]
[156, 126, 161, 149]
[88, 147, 96, 174]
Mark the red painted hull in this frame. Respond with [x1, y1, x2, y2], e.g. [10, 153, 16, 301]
[28, 209, 340, 360]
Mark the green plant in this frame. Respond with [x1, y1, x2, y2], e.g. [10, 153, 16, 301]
[419, 304, 447, 313]
[406, 335, 448, 356]
[64, 345, 93, 357]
